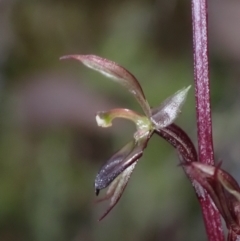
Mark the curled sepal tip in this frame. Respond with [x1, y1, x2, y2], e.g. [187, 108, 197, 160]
[96, 108, 152, 131]
[151, 86, 191, 129]
[60, 54, 151, 117]
[96, 162, 137, 221]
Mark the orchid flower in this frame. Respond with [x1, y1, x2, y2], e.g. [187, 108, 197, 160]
[60, 54, 191, 220]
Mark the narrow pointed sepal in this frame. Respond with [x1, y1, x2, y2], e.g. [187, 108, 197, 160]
[96, 162, 137, 221]
[151, 86, 191, 129]
[60, 54, 151, 117]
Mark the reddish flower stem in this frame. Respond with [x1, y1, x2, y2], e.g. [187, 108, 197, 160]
[191, 1, 225, 240]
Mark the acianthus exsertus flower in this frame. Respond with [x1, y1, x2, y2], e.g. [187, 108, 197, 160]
[60, 54, 191, 220]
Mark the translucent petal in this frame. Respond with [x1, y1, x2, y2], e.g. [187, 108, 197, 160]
[151, 86, 191, 129]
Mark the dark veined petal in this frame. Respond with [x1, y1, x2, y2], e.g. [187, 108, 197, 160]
[95, 135, 151, 195]
[151, 86, 191, 129]
[96, 162, 137, 221]
[60, 54, 151, 117]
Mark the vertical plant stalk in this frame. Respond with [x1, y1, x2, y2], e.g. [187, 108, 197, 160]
[191, 1, 225, 240]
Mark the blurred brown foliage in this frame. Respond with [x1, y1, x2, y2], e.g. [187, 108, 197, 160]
[1, 0, 240, 240]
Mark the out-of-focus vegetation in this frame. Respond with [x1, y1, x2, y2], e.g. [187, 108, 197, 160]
[1, 0, 240, 240]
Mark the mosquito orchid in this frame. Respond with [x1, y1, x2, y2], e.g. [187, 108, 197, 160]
[60, 54, 191, 220]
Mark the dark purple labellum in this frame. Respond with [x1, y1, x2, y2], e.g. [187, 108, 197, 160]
[95, 136, 151, 196]
[95, 140, 145, 195]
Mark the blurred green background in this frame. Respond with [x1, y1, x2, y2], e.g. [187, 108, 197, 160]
[1, 0, 240, 240]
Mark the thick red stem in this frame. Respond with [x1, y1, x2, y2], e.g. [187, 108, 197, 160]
[191, 0, 225, 240]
